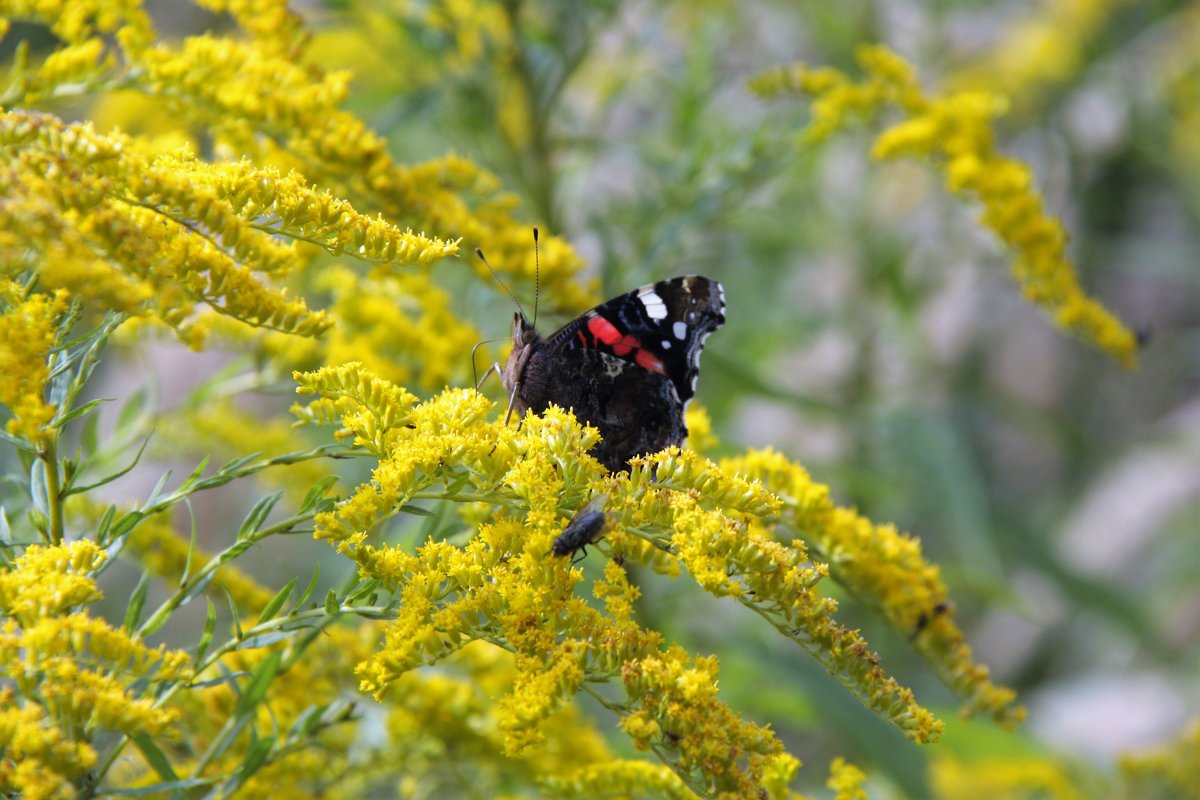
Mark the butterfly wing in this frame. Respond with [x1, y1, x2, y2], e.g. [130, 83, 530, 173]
[544, 275, 726, 405]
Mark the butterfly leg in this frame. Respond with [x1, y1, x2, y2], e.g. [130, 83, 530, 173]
[475, 361, 501, 390]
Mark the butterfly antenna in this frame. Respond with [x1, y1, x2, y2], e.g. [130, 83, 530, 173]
[475, 247, 528, 320]
[532, 226, 540, 328]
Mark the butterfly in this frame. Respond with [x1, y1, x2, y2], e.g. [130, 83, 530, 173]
[500, 273, 725, 471]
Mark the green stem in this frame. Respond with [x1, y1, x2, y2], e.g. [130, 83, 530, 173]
[40, 439, 64, 545]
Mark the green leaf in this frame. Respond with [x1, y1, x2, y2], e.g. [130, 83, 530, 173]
[233, 651, 282, 717]
[397, 504, 436, 518]
[106, 510, 145, 547]
[143, 468, 174, 511]
[293, 563, 320, 610]
[0, 427, 36, 455]
[238, 491, 283, 540]
[52, 396, 111, 429]
[132, 733, 178, 783]
[67, 435, 151, 496]
[176, 456, 210, 494]
[225, 585, 243, 640]
[299, 475, 339, 513]
[101, 778, 216, 796]
[94, 503, 117, 544]
[346, 578, 379, 605]
[194, 599, 217, 666]
[234, 630, 298, 650]
[180, 503, 198, 586]
[123, 572, 152, 632]
[257, 577, 297, 624]
[323, 589, 339, 616]
[29, 459, 50, 517]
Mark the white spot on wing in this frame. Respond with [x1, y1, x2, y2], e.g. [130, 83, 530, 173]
[673, 321, 688, 340]
[661, 340, 671, 349]
[638, 287, 668, 320]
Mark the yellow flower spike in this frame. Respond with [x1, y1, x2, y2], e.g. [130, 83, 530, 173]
[0, 542, 105, 623]
[0, 691, 98, 800]
[726, 447, 1024, 729]
[542, 759, 692, 800]
[827, 757, 868, 800]
[0, 287, 69, 447]
[752, 45, 1139, 367]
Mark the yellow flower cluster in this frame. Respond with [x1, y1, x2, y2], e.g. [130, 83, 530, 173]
[752, 45, 1139, 368]
[827, 757, 868, 800]
[725, 447, 1023, 728]
[932, 756, 1083, 800]
[0, 109, 457, 346]
[267, 267, 483, 393]
[0, 283, 68, 447]
[294, 365, 976, 791]
[0, 542, 190, 800]
[1119, 718, 1200, 799]
[193, 0, 303, 53]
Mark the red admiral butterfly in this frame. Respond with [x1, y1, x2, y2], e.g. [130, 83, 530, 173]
[477, 233, 725, 471]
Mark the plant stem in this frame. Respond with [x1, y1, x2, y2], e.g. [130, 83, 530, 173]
[41, 439, 64, 545]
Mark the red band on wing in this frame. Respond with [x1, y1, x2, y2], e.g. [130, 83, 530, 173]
[587, 315, 666, 374]
[635, 348, 666, 374]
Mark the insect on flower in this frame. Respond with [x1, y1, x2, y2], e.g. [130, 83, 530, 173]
[552, 495, 609, 562]
[475, 229, 726, 471]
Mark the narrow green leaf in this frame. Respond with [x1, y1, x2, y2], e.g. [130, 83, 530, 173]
[238, 491, 283, 540]
[221, 733, 276, 795]
[100, 778, 217, 796]
[0, 427, 36, 455]
[346, 578, 379, 605]
[225, 586, 243, 640]
[143, 468, 174, 510]
[67, 435, 151, 496]
[132, 733, 178, 783]
[293, 563, 320, 610]
[0, 506, 11, 546]
[234, 630, 298, 650]
[107, 510, 145, 545]
[123, 572, 152, 632]
[299, 476, 339, 513]
[180, 502, 198, 586]
[257, 578, 297, 624]
[94, 503, 116, 545]
[29, 459, 49, 517]
[397, 504, 436, 518]
[233, 651, 282, 717]
[194, 598, 217, 666]
[176, 456, 210, 494]
[323, 590, 339, 616]
[52, 396, 111, 429]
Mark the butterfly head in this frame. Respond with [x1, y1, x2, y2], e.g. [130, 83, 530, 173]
[501, 311, 540, 402]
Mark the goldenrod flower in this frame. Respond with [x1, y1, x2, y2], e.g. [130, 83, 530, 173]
[932, 755, 1084, 800]
[827, 757, 868, 800]
[295, 366, 976, 791]
[752, 45, 1139, 368]
[0, 109, 458, 344]
[1120, 718, 1200, 799]
[0, 542, 191, 796]
[0, 285, 69, 447]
